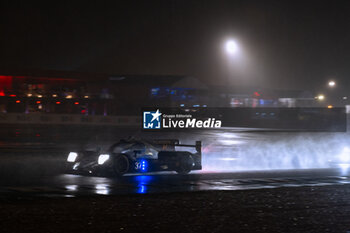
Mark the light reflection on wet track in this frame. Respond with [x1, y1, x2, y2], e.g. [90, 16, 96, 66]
[0, 169, 350, 197]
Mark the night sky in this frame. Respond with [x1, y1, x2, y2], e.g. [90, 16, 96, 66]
[1, 1, 350, 91]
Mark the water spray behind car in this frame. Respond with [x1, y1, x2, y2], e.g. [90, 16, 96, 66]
[201, 132, 350, 172]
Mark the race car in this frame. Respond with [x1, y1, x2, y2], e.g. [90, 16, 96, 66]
[66, 138, 202, 176]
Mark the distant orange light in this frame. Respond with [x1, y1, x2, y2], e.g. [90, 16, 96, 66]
[74, 102, 79, 105]
[56, 101, 61, 105]
[36, 101, 41, 104]
[15, 100, 20, 103]
[327, 105, 333, 109]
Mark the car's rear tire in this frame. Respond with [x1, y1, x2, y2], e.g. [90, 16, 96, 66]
[175, 153, 194, 175]
[113, 154, 130, 176]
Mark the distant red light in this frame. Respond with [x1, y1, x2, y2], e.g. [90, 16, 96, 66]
[74, 102, 79, 105]
[0, 91, 5, 96]
[81, 109, 86, 114]
[36, 101, 41, 104]
[9, 94, 16, 97]
[36, 134, 40, 137]
[56, 101, 61, 104]
[254, 92, 260, 97]
[15, 100, 21, 103]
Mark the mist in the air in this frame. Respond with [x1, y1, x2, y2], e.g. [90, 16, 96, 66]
[200, 131, 349, 171]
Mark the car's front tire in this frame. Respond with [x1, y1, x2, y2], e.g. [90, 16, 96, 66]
[113, 154, 130, 176]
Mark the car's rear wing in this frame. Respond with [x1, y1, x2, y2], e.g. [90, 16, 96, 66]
[152, 139, 201, 155]
[152, 139, 180, 146]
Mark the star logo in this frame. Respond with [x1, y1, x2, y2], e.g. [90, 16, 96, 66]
[143, 109, 162, 129]
[151, 109, 162, 122]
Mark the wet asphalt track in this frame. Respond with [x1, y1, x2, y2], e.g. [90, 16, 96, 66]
[1, 128, 350, 198]
[1, 168, 350, 198]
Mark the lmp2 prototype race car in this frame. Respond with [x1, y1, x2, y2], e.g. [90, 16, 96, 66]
[66, 138, 202, 176]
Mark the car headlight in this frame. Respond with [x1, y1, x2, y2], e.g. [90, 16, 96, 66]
[67, 152, 78, 162]
[98, 154, 110, 165]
